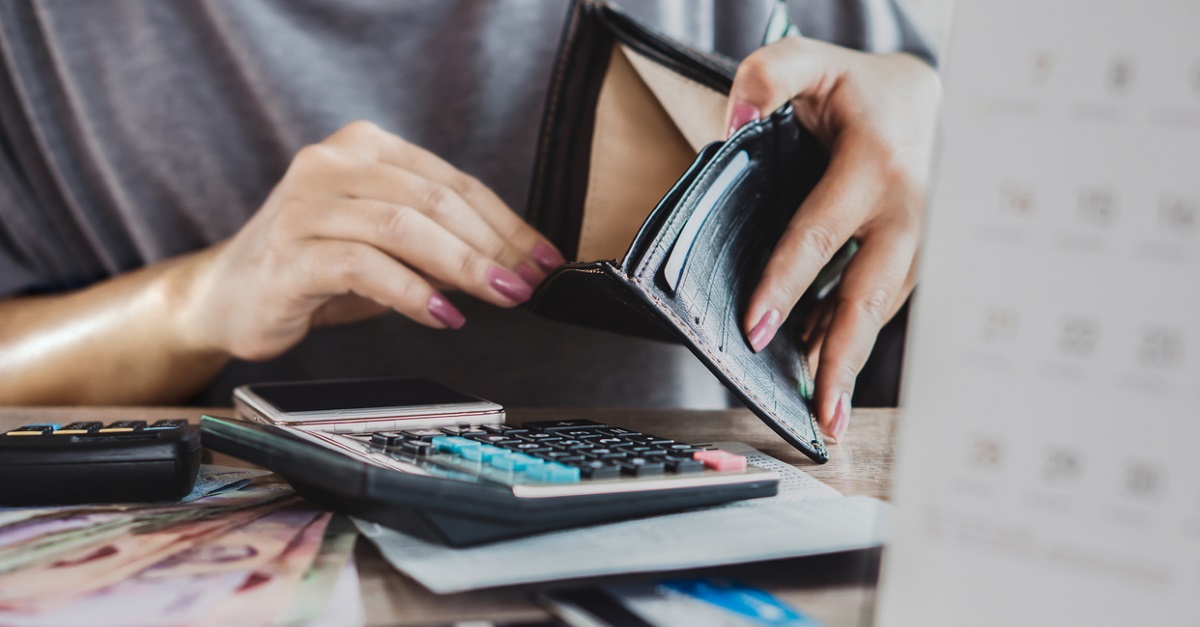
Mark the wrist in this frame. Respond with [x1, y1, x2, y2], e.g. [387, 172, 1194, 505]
[158, 245, 231, 363]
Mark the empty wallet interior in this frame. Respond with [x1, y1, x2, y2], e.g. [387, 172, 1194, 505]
[575, 44, 728, 262]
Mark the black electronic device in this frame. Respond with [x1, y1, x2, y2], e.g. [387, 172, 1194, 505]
[0, 420, 202, 505]
[200, 414, 779, 547]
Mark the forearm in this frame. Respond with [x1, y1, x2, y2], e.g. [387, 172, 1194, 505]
[0, 248, 230, 405]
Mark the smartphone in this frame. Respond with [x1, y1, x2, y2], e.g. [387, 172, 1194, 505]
[232, 377, 505, 433]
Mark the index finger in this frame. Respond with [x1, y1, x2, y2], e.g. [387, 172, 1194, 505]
[725, 37, 854, 138]
[328, 122, 567, 272]
[744, 137, 879, 352]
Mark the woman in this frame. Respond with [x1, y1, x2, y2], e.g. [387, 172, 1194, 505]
[0, 0, 939, 442]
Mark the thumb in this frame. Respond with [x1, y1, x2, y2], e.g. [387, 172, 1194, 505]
[724, 37, 848, 138]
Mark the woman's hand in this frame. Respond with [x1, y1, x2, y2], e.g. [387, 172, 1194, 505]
[180, 121, 565, 361]
[725, 38, 941, 442]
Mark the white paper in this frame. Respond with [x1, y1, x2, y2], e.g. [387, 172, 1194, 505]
[878, 1, 1200, 625]
[357, 446, 887, 594]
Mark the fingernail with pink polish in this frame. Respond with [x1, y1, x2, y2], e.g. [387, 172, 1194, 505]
[831, 391, 851, 440]
[488, 266, 533, 303]
[515, 262, 542, 288]
[428, 293, 465, 329]
[727, 101, 760, 138]
[532, 243, 566, 272]
[747, 308, 782, 352]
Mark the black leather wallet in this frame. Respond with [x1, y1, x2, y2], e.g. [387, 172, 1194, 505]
[525, 1, 833, 463]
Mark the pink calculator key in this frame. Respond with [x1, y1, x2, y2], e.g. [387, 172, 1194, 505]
[693, 450, 746, 472]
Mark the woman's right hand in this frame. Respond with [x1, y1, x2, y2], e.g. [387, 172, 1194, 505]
[177, 120, 566, 362]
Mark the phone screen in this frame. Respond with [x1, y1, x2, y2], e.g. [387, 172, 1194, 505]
[247, 377, 484, 413]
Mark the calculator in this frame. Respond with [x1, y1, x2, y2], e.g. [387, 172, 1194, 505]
[0, 420, 202, 505]
[200, 415, 779, 546]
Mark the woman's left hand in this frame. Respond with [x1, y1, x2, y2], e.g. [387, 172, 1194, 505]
[726, 37, 941, 442]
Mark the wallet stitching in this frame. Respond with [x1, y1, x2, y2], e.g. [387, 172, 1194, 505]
[636, 283, 821, 452]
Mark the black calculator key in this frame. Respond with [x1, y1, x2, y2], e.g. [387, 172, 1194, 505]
[602, 427, 639, 436]
[512, 443, 552, 454]
[595, 437, 625, 446]
[5, 424, 56, 436]
[467, 434, 515, 445]
[371, 431, 405, 446]
[541, 450, 575, 460]
[519, 419, 607, 433]
[481, 424, 527, 435]
[145, 419, 188, 431]
[641, 449, 668, 458]
[576, 460, 622, 480]
[632, 436, 674, 446]
[98, 421, 146, 433]
[400, 440, 433, 457]
[54, 422, 102, 435]
[518, 433, 562, 443]
[667, 459, 706, 474]
[595, 452, 627, 461]
[619, 459, 665, 477]
[556, 429, 608, 439]
[440, 426, 486, 437]
[400, 428, 446, 440]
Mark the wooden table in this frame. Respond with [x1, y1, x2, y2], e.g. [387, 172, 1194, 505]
[0, 406, 898, 626]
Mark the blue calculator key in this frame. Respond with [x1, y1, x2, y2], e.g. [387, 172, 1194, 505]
[493, 453, 543, 472]
[458, 445, 484, 461]
[431, 436, 480, 455]
[523, 462, 581, 483]
[459, 444, 503, 462]
[487, 451, 520, 470]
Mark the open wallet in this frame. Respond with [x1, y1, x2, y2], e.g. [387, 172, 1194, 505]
[525, 0, 852, 464]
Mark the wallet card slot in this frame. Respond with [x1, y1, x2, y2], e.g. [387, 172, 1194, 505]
[662, 150, 750, 293]
[622, 142, 721, 272]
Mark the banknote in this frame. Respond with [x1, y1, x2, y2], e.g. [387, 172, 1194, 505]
[142, 503, 321, 578]
[0, 470, 357, 626]
[282, 514, 360, 625]
[0, 477, 294, 575]
[0, 503, 324, 626]
[180, 464, 273, 502]
[206, 512, 334, 625]
[0, 509, 53, 530]
[0, 497, 297, 607]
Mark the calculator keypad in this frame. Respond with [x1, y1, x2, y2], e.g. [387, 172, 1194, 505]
[3, 420, 186, 438]
[365, 418, 739, 486]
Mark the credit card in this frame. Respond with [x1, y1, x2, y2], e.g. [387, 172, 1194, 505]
[539, 578, 821, 627]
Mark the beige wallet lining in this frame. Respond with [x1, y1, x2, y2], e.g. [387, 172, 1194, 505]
[576, 44, 729, 262]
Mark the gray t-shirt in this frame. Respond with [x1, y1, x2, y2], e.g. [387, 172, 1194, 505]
[0, 0, 932, 407]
